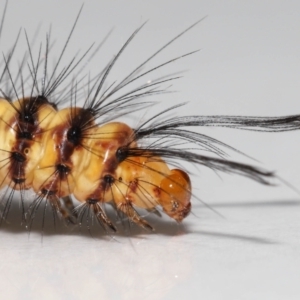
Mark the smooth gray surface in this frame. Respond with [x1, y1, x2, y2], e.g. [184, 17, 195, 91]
[1, 1, 300, 299]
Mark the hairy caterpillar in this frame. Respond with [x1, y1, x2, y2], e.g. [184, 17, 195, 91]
[0, 1, 299, 234]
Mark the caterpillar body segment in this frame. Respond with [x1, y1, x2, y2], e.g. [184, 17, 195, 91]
[159, 169, 191, 221]
[0, 97, 56, 189]
[31, 107, 94, 197]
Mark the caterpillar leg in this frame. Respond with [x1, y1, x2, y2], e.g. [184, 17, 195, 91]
[61, 195, 77, 219]
[116, 200, 154, 231]
[26, 192, 77, 229]
[59, 196, 78, 224]
[55, 196, 77, 225]
[82, 200, 117, 232]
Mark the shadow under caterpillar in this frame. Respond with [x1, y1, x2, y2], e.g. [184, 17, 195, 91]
[0, 1, 299, 234]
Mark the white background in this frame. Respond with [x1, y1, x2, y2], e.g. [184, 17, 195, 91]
[1, 0, 300, 299]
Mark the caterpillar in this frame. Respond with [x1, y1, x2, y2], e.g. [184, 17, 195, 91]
[0, 1, 299, 234]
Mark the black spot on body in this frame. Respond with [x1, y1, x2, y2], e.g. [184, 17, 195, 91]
[56, 164, 71, 180]
[116, 147, 128, 162]
[87, 198, 98, 205]
[34, 95, 58, 110]
[34, 95, 51, 106]
[67, 126, 82, 146]
[66, 109, 94, 146]
[17, 131, 33, 140]
[11, 152, 26, 163]
[103, 174, 115, 185]
[12, 178, 25, 184]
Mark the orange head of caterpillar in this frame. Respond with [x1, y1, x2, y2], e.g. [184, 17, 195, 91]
[159, 169, 191, 222]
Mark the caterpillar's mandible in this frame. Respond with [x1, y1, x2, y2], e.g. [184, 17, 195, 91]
[0, 1, 299, 233]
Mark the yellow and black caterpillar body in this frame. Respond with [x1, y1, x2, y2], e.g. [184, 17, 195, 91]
[0, 1, 299, 233]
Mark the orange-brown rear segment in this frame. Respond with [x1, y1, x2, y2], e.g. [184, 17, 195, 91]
[159, 169, 191, 221]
